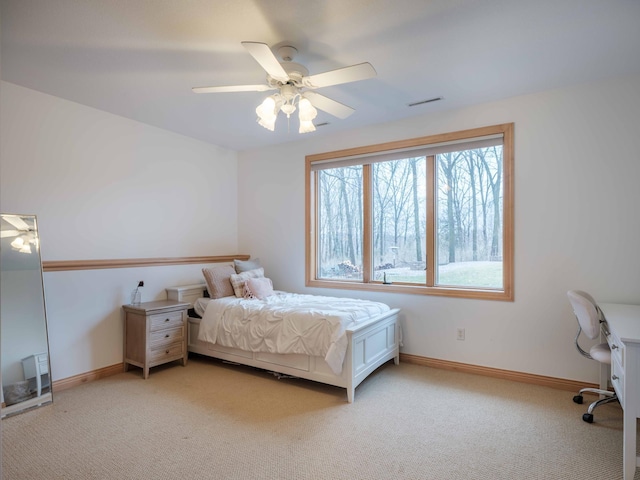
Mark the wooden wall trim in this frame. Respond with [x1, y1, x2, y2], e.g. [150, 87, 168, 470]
[400, 353, 597, 392]
[52, 363, 124, 392]
[42, 254, 250, 272]
[53, 354, 596, 396]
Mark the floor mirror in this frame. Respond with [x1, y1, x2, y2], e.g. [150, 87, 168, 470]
[1, 214, 53, 417]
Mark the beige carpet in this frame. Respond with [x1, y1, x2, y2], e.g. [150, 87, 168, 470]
[2, 356, 637, 480]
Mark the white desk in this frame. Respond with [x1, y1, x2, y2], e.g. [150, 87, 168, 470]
[600, 303, 640, 480]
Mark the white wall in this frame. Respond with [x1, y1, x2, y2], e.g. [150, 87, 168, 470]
[1, 82, 239, 380]
[41, 263, 220, 380]
[1, 82, 238, 259]
[238, 74, 640, 384]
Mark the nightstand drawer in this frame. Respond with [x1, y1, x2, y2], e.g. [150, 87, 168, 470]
[38, 360, 49, 375]
[149, 342, 184, 362]
[150, 326, 184, 346]
[149, 311, 184, 331]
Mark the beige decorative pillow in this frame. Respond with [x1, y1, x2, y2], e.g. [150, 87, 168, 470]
[229, 267, 264, 298]
[202, 265, 236, 299]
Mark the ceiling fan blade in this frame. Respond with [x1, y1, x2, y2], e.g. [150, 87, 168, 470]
[192, 84, 275, 94]
[0, 230, 21, 238]
[303, 62, 376, 89]
[241, 42, 290, 83]
[2, 215, 30, 230]
[303, 91, 355, 119]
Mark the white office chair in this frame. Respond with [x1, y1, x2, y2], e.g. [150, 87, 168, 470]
[567, 290, 618, 423]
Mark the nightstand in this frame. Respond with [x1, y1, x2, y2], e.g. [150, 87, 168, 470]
[22, 352, 50, 396]
[123, 300, 190, 379]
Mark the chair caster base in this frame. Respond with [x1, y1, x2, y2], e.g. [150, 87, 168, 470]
[573, 395, 583, 404]
[582, 413, 594, 423]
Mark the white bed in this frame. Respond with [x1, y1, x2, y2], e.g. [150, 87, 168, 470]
[166, 284, 400, 402]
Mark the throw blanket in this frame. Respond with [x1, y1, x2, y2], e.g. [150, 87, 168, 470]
[197, 292, 391, 375]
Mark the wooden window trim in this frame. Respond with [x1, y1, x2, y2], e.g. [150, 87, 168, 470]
[305, 123, 514, 301]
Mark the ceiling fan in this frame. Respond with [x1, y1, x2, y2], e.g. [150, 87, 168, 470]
[1, 215, 38, 253]
[192, 42, 377, 133]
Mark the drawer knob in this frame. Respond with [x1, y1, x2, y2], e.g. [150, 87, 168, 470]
[165, 334, 170, 338]
[612, 375, 619, 380]
[611, 344, 619, 350]
[165, 318, 170, 322]
[165, 350, 170, 354]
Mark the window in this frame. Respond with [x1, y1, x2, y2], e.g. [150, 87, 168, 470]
[305, 123, 514, 300]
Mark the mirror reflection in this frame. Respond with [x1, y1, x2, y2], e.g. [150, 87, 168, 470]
[1, 214, 53, 417]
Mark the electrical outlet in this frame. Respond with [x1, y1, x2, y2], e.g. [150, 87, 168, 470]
[456, 328, 465, 341]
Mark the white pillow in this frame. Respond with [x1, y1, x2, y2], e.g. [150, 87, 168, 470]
[229, 267, 264, 298]
[243, 277, 275, 300]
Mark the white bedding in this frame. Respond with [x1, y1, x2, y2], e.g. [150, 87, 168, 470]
[196, 292, 391, 375]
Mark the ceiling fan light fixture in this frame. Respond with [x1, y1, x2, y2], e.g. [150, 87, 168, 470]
[257, 115, 276, 131]
[256, 96, 278, 131]
[298, 98, 317, 121]
[256, 95, 276, 118]
[10, 236, 24, 250]
[280, 102, 296, 117]
[9, 235, 34, 253]
[298, 97, 317, 133]
[299, 120, 316, 134]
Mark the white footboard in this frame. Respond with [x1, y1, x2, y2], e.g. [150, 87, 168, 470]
[346, 310, 401, 401]
[187, 309, 399, 402]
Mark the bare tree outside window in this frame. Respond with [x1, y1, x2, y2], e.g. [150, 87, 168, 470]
[436, 146, 503, 288]
[372, 157, 426, 283]
[317, 165, 363, 281]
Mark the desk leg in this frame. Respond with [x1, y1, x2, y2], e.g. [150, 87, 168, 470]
[623, 409, 636, 480]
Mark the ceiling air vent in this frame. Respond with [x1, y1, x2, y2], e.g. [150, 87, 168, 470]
[408, 97, 443, 107]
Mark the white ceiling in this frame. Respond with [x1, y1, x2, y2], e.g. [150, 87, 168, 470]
[2, 0, 639, 152]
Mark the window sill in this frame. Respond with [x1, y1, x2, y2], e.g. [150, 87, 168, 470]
[306, 279, 513, 301]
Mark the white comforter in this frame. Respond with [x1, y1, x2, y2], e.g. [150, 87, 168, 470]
[197, 292, 391, 375]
